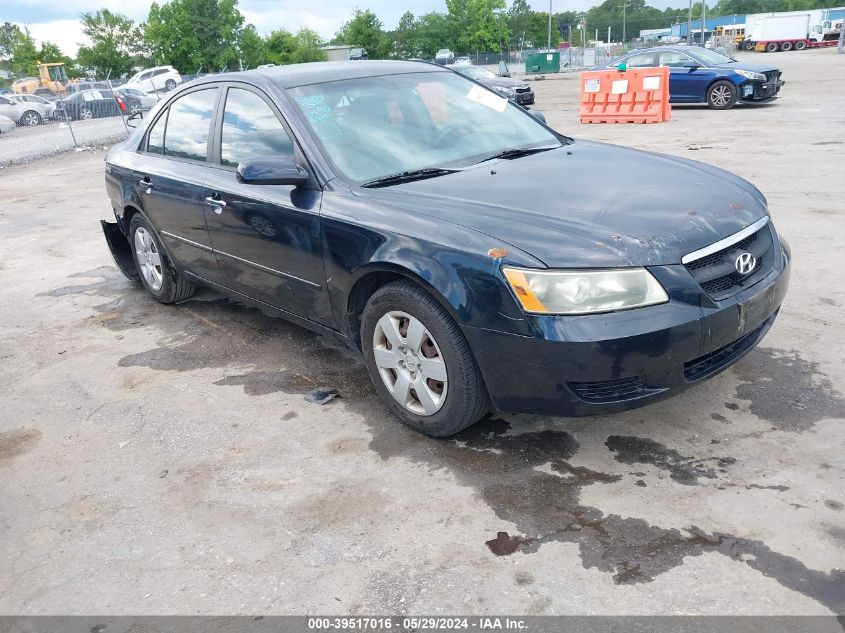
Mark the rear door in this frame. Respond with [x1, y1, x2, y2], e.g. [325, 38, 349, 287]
[202, 83, 333, 325]
[130, 86, 223, 283]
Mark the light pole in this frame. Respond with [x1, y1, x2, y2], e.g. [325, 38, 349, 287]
[548, 0, 553, 50]
[701, 0, 707, 46]
[687, 0, 693, 44]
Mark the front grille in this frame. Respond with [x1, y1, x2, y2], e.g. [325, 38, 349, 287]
[570, 376, 646, 403]
[515, 86, 531, 94]
[684, 225, 774, 301]
[683, 313, 776, 382]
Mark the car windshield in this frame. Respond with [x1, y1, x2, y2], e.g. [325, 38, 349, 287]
[287, 71, 559, 184]
[458, 66, 497, 80]
[689, 48, 736, 65]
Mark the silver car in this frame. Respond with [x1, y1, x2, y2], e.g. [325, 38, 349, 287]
[9, 93, 56, 125]
[0, 114, 16, 135]
[115, 87, 159, 112]
[0, 96, 25, 126]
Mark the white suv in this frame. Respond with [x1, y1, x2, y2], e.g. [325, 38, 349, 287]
[123, 66, 182, 94]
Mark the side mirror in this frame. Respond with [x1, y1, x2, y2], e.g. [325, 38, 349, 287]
[236, 154, 308, 186]
[528, 110, 546, 124]
[683, 61, 700, 69]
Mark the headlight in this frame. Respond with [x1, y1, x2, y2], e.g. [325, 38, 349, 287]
[735, 69, 766, 81]
[493, 85, 515, 98]
[503, 267, 669, 315]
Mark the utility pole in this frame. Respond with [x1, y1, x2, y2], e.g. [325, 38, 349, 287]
[687, 0, 693, 44]
[701, 0, 707, 46]
[548, 0, 553, 50]
[619, 2, 630, 45]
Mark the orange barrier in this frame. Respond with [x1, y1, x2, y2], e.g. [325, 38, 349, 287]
[579, 66, 671, 124]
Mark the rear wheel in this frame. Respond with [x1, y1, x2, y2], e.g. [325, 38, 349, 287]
[165, 79, 177, 91]
[21, 110, 41, 126]
[129, 215, 195, 304]
[780, 41, 793, 51]
[765, 42, 779, 52]
[361, 281, 489, 437]
[794, 40, 807, 50]
[707, 80, 737, 110]
[129, 102, 142, 115]
[79, 107, 93, 120]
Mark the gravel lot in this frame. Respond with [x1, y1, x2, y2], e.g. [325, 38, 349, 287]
[0, 49, 843, 616]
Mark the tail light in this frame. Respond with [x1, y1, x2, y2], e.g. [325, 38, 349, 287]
[115, 95, 126, 113]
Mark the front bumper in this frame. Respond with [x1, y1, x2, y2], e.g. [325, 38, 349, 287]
[739, 78, 784, 102]
[515, 90, 535, 105]
[463, 241, 790, 416]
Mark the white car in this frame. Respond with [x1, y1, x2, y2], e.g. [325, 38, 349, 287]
[0, 95, 25, 126]
[0, 114, 16, 135]
[9, 93, 56, 125]
[122, 66, 182, 94]
[454, 56, 472, 65]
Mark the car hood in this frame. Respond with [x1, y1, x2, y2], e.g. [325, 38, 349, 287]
[479, 76, 529, 89]
[715, 61, 780, 74]
[359, 141, 769, 268]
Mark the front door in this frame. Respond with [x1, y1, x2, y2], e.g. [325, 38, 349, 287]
[203, 85, 333, 326]
[658, 51, 714, 102]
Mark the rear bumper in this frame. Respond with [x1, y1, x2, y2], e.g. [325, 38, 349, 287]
[464, 243, 790, 416]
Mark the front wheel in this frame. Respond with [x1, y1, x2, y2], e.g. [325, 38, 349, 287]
[707, 80, 737, 110]
[79, 107, 93, 120]
[21, 110, 41, 126]
[165, 79, 177, 91]
[361, 281, 489, 437]
[129, 215, 195, 304]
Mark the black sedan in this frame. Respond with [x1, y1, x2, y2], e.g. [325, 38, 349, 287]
[101, 61, 789, 436]
[58, 89, 133, 120]
[452, 64, 535, 105]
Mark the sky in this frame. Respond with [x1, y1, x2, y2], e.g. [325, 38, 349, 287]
[5, 0, 684, 57]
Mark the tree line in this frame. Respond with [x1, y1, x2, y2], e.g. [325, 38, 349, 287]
[0, 0, 839, 86]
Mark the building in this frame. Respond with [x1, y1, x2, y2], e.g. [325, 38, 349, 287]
[639, 27, 672, 41]
[321, 45, 355, 62]
[670, 14, 745, 39]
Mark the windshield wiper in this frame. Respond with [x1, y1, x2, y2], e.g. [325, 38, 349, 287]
[360, 167, 459, 188]
[475, 144, 559, 164]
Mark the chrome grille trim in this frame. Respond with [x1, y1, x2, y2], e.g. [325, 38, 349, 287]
[681, 216, 770, 265]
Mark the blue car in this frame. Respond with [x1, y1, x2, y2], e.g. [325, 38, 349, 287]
[598, 46, 783, 109]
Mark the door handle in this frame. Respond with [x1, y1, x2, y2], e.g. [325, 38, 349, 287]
[139, 177, 153, 194]
[205, 196, 227, 214]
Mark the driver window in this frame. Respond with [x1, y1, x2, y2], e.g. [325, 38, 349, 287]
[659, 52, 695, 67]
[624, 53, 655, 67]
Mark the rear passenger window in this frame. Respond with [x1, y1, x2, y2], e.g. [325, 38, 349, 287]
[146, 111, 167, 154]
[162, 88, 218, 162]
[220, 88, 294, 168]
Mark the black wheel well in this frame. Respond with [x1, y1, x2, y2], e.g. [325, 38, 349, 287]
[122, 204, 142, 233]
[345, 267, 461, 351]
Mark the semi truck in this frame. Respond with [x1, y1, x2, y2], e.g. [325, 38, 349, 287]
[742, 9, 843, 51]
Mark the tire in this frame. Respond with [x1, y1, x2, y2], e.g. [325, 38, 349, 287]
[780, 41, 793, 51]
[707, 80, 738, 110]
[744, 40, 755, 50]
[165, 79, 177, 91]
[794, 40, 807, 50]
[129, 102, 142, 115]
[21, 110, 41, 126]
[765, 42, 779, 52]
[79, 107, 93, 120]
[361, 280, 490, 437]
[129, 214, 195, 304]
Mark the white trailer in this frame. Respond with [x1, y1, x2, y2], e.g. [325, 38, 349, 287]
[742, 9, 841, 51]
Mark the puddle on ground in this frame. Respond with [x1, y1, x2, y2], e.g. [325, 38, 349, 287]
[731, 347, 845, 431]
[605, 435, 733, 485]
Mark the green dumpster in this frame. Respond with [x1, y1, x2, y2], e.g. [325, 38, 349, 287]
[525, 51, 560, 74]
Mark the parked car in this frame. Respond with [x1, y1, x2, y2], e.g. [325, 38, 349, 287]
[57, 89, 125, 120]
[9, 93, 57, 125]
[453, 64, 535, 105]
[348, 48, 369, 60]
[0, 114, 16, 135]
[0, 95, 25, 125]
[598, 46, 783, 109]
[435, 49, 455, 65]
[66, 81, 111, 94]
[454, 56, 472, 65]
[116, 87, 158, 113]
[101, 60, 790, 437]
[123, 66, 182, 94]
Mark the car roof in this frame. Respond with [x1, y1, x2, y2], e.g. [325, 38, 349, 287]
[203, 60, 446, 89]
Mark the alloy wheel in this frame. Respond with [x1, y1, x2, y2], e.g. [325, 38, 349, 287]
[134, 227, 163, 291]
[23, 111, 40, 126]
[80, 108, 93, 120]
[710, 85, 731, 107]
[372, 311, 448, 416]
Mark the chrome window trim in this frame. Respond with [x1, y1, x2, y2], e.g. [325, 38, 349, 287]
[681, 216, 770, 264]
